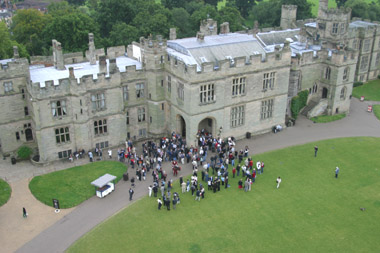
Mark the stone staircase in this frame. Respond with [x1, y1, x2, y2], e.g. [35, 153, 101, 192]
[301, 100, 318, 116]
[304, 99, 329, 118]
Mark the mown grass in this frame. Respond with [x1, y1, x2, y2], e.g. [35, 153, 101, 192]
[311, 113, 346, 123]
[353, 79, 380, 101]
[373, 104, 380, 120]
[0, 178, 11, 207]
[69, 137, 380, 253]
[29, 161, 126, 208]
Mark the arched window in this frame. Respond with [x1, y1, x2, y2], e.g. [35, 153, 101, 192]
[325, 67, 331, 80]
[340, 87, 346, 100]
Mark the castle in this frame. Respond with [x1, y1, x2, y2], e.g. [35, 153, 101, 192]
[0, 0, 379, 163]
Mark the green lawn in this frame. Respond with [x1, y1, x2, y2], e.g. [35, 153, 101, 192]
[353, 79, 380, 101]
[69, 137, 380, 252]
[29, 161, 127, 209]
[373, 104, 380, 120]
[0, 178, 11, 207]
[311, 113, 346, 123]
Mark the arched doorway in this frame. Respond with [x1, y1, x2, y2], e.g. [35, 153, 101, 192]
[25, 128, 33, 141]
[198, 117, 215, 137]
[176, 115, 186, 138]
[322, 87, 328, 99]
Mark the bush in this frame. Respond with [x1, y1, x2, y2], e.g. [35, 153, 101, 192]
[353, 82, 363, 87]
[291, 90, 309, 120]
[377, 75, 380, 79]
[17, 146, 32, 160]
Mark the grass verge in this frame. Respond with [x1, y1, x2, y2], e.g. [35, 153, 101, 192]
[352, 79, 380, 101]
[0, 178, 11, 207]
[29, 161, 126, 208]
[373, 104, 380, 120]
[68, 137, 380, 253]
[310, 113, 346, 123]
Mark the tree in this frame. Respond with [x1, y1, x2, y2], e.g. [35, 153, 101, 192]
[161, 0, 187, 9]
[345, 0, 380, 21]
[42, 11, 99, 52]
[336, 0, 347, 8]
[218, 6, 244, 32]
[109, 22, 139, 47]
[11, 9, 51, 56]
[228, 0, 257, 18]
[249, 0, 281, 27]
[190, 4, 219, 32]
[171, 8, 194, 38]
[204, 0, 220, 7]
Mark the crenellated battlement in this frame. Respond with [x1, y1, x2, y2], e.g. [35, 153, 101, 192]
[0, 58, 29, 79]
[140, 35, 167, 52]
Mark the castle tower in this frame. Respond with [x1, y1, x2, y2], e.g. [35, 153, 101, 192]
[281, 5, 297, 30]
[88, 33, 96, 65]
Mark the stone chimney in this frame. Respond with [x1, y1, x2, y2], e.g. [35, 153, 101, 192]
[318, 0, 329, 17]
[109, 58, 118, 74]
[220, 22, 230, 34]
[52, 40, 65, 70]
[200, 18, 217, 36]
[69, 67, 75, 79]
[170, 28, 177, 40]
[253, 21, 260, 34]
[99, 55, 107, 73]
[13, 46, 19, 58]
[281, 5, 297, 30]
[197, 32, 205, 43]
[88, 33, 96, 65]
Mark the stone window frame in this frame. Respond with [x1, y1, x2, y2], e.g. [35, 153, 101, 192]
[51, 100, 67, 118]
[332, 23, 339, 34]
[177, 82, 184, 101]
[261, 99, 274, 120]
[58, 149, 72, 159]
[360, 55, 369, 71]
[137, 107, 146, 122]
[352, 39, 358, 50]
[343, 67, 349, 81]
[263, 72, 275, 90]
[232, 77, 246, 96]
[363, 39, 371, 52]
[94, 119, 108, 136]
[340, 87, 347, 100]
[325, 67, 331, 80]
[340, 23, 345, 34]
[123, 86, 129, 101]
[3, 81, 13, 93]
[200, 83, 215, 104]
[231, 105, 245, 127]
[55, 127, 70, 144]
[95, 141, 109, 149]
[91, 93, 106, 111]
[16, 131, 20, 141]
[136, 83, 145, 98]
[375, 53, 380, 67]
[139, 128, 147, 137]
[167, 75, 171, 93]
[126, 110, 130, 125]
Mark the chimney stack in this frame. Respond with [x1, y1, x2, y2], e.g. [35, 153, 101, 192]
[13, 46, 19, 58]
[99, 55, 107, 73]
[220, 22, 230, 34]
[88, 33, 96, 65]
[52, 40, 65, 70]
[109, 58, 118, 74]
[69, 67, 75, 79]
[196, 32, 205, 43]
[170, 28, 177, 40]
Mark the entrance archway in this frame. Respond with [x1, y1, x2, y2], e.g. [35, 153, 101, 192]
[198, 117, 215, 137]
[25, 128, 33, 141]
[176, 115, 186, 138]
[322, 87, 328, 99]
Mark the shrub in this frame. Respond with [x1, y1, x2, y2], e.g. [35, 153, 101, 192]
[17, 146, 32, 160]
[353, 82, 363, 87]
[291, 90, 309, 120]
[378, 75, 380, 79]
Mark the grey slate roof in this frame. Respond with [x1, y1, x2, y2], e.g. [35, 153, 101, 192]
[91, 174, 117, 188]
[256, 29, 300, 47]
[349, 20, 379, 29]
[167, 33, 266, 71]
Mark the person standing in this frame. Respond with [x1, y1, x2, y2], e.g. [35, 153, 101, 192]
[166, 197, 171, 211]
[232, 167, 236, 178]
[148, 185, 152, 197]
[244, 179, 249, 192]
[108, 149, 112, 159]
[157, 198, 162, 210]
[129, 188, 134, 200]
[314, 146, 318, 157]
[335, 167, 340, 178]
[195, 189, 201, 201]
[225, 176, 228, 189]
[276, 177, 282, 189]
[153, 184, 158, 197]
[181, 181, 186, 193]
[23, 207, 28, 218]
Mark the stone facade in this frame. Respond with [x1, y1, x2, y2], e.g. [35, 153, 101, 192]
[0, 0, 379, 162]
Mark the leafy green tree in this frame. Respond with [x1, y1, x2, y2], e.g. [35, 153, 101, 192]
[190, 4, 219, 32]
[109, 22, 139, 47]
[161, 0, 188, 9]
[42, 11, 99, 52]
[218, 6, 244, 32]
[228, 0, 257, 18]
[47, 1, 74, 15]
[11, 9, 51, 55]
[345, 0, 380, 21]
[336, 0, 347, 8]
[204, 0, 220, 7]
[17, 146, 32, 160]
[171, 7, 194, 38]
[282, 0, 312, 20]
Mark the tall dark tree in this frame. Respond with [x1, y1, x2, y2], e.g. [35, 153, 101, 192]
[109, 22, 139, 47]
[171, 8, 194, 38]
[228, 0, 257, 18]
[0, 22, 28, 59]
[335, 0, 348, 8]
[218, 6, 244, 32]
[161, 0, 187, 9]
